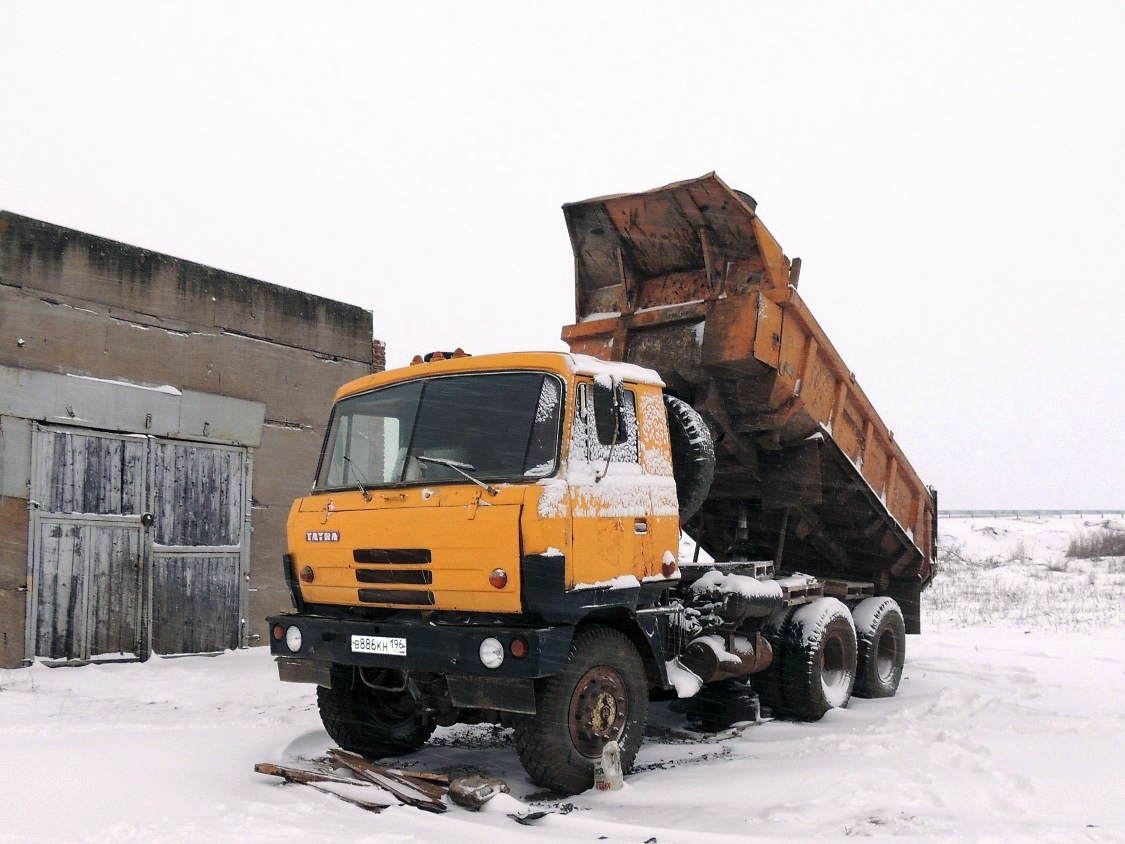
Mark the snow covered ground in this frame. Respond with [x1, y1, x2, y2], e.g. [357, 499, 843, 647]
[2, 515, 1124, 843]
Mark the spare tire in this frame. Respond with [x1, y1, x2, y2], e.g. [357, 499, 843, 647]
[664, 394, 715, 522]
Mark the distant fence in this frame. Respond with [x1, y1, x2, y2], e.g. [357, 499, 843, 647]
[938, 509, 1125, 520]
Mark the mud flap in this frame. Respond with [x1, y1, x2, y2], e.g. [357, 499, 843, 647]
[277, 656, 333, 687]
[447, 674, 537, 714]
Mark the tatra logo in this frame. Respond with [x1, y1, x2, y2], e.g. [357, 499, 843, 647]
[306, 531, 340, 542]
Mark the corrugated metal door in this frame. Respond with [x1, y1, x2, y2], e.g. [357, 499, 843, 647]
[28, 427, 148, 660]
[27, 425, 250, 661]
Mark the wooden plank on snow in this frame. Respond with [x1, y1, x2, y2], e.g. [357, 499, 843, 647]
[328, 749, 448, 812]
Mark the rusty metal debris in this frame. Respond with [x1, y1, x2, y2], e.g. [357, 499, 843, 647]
[447, 773, 511, 810]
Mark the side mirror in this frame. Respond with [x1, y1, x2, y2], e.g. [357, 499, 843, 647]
[592, 377, 627, 446]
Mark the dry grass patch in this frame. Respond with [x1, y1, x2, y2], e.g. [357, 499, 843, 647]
[1067, 526, 1125, 559]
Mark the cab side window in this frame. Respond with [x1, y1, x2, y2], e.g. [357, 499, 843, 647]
[575, 381, 639, 466]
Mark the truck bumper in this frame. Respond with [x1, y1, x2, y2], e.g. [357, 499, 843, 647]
[266, 613, 575, 680]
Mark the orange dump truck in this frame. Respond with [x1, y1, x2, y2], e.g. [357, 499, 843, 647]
[267, 174, 936, 795]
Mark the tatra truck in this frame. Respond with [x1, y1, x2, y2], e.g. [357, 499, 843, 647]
[267, 174, 936, 795]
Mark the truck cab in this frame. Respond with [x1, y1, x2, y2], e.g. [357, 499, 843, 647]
[283, 350, 680, 617]
[269, 350, 688, 794]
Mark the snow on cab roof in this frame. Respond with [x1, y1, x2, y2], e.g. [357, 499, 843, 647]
[567, 353, 664, 387]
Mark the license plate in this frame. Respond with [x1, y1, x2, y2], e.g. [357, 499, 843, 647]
[350, 634, 407, 656]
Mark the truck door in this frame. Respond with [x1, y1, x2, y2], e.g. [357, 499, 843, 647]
[568, 381, 645, 587]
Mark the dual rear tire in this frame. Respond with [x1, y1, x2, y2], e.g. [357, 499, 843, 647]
[782, 598, 858, 721]
[755, 596, 906, 721]
[852, 596, 907, 698]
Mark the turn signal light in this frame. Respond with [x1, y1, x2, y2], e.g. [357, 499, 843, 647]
[662, 557, 678, 578]
[489, 568, 508, 589]
[510, 637, 528, 658]
[272, 624, 284, 641]
[299, 566, 315, 583]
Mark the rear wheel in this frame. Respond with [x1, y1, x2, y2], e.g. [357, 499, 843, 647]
[781, 598, 857, 721]
[317, 667, 435, 759]
[851, 596, 906, 698]
[753, 607, 796, 717]
[513, 625, 648, 795]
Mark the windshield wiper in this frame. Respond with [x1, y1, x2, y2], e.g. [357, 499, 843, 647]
[415, 455, 499, 496]
[341, 455, 373, 501]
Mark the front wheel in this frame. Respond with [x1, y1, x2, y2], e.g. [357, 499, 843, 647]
[317, 667, 435, 759]
[513, 625, 648, 795]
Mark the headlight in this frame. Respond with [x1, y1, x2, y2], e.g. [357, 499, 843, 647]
[285, 625, 303, 652]
[479, 637, 504, 669]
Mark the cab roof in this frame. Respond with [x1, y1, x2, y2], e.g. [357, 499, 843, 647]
[333, 351, 663, 402]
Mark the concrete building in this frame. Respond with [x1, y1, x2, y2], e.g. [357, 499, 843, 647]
[0, 211, 382, 667]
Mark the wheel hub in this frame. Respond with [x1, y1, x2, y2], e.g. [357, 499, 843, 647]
[875, 628, 899, 682]
[569, 666, 628, 758]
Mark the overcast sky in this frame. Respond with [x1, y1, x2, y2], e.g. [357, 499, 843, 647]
[2, 2, 1122, 510]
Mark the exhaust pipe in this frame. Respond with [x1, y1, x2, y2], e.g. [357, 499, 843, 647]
[679, 632, 773, 684]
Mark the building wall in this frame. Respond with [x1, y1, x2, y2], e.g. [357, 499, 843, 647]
[0, 211, 383, 667]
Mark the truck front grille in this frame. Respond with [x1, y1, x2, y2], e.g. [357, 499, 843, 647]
[353, 548, 435, 606]
[357, 588, 436, 606]
[354, 548, 431, 564]
[355, 569, 432, 585]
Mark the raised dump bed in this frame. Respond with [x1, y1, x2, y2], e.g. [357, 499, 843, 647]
[561, 173, 935, 629]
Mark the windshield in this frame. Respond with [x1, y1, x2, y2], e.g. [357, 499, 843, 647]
[314, 371, 564, 491]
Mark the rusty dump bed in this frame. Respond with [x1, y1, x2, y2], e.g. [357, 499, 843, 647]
[561, 173, 935, 625]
